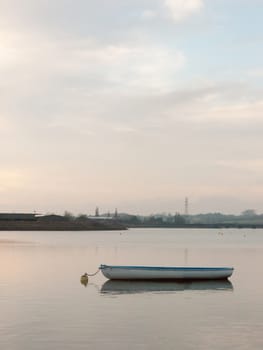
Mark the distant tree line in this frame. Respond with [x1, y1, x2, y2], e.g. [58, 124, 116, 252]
[110, 209, 263, 227]
[59, 209, 263, 228]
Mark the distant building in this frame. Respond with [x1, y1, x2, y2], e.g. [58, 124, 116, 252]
[88, 216, 113, 220]
[0, 213, 37, 221]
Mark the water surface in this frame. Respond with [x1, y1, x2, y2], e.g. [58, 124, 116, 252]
[0, 228, 262, 349]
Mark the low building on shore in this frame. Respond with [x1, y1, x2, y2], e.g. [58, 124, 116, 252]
[0, 213, 37, 221]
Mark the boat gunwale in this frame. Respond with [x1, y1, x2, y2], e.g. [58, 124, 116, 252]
[100, 264, 234, 271]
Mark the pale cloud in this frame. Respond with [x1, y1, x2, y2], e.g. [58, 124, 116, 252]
[216, 159, 263, 172]
[0, 116, 12, 132]
[63, 42, 186, 92]
[143, 82, 263, 124]
[112, 126, 139, 134]
[0, 31, 186, 93]
[0, 170, 28, 192]
[141, 10, 157, 20]
[164, 0, 204, 21]
[209, 100, 263, 121]
[248, 68, 263, 77]
[0, 32, 25, 68]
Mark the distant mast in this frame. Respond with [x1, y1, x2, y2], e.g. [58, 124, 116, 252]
[114, 208, 118, 219]
[184, 197, 189, 216]
[95, 207, 99, 217]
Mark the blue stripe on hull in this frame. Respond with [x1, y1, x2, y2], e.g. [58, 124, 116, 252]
[100, 265, 233, 271]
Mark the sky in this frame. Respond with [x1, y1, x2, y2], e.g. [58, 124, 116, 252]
[1, 0, 263, 215]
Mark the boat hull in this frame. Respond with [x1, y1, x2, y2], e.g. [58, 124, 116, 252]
[100, 265, 234, 281]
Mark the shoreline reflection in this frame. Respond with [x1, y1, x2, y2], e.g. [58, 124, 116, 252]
[101, 279, 233, 294]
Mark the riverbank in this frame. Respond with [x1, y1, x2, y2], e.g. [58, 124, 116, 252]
[0, 214, 126, 231]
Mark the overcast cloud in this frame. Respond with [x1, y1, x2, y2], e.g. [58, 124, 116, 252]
[0, 0, 263, 214]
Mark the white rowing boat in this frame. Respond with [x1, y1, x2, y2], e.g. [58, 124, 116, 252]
[100, 264, 234, 281]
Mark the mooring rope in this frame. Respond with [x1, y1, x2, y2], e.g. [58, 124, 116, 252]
[83, 269, 100, 277]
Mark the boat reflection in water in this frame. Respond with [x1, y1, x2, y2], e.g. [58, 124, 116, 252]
[101, 279, 233, 295]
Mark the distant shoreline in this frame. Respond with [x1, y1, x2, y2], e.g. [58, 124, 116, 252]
[126, 224, 262, 229]
[0, 224, 261, 231]
[1, 212, 263, 231]
[0, 214, 126, 231]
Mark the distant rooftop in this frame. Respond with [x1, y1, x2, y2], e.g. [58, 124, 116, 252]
[0, 213, 38, 221]
[88, 216, 113, 220]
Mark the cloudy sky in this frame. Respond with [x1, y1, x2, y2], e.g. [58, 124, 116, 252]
[1, 0, 263, 215]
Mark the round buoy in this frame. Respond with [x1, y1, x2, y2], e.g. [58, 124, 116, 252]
[80, 273, 89, 286]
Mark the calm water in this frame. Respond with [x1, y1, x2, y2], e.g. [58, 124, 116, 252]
[0, 228, 263, 350]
